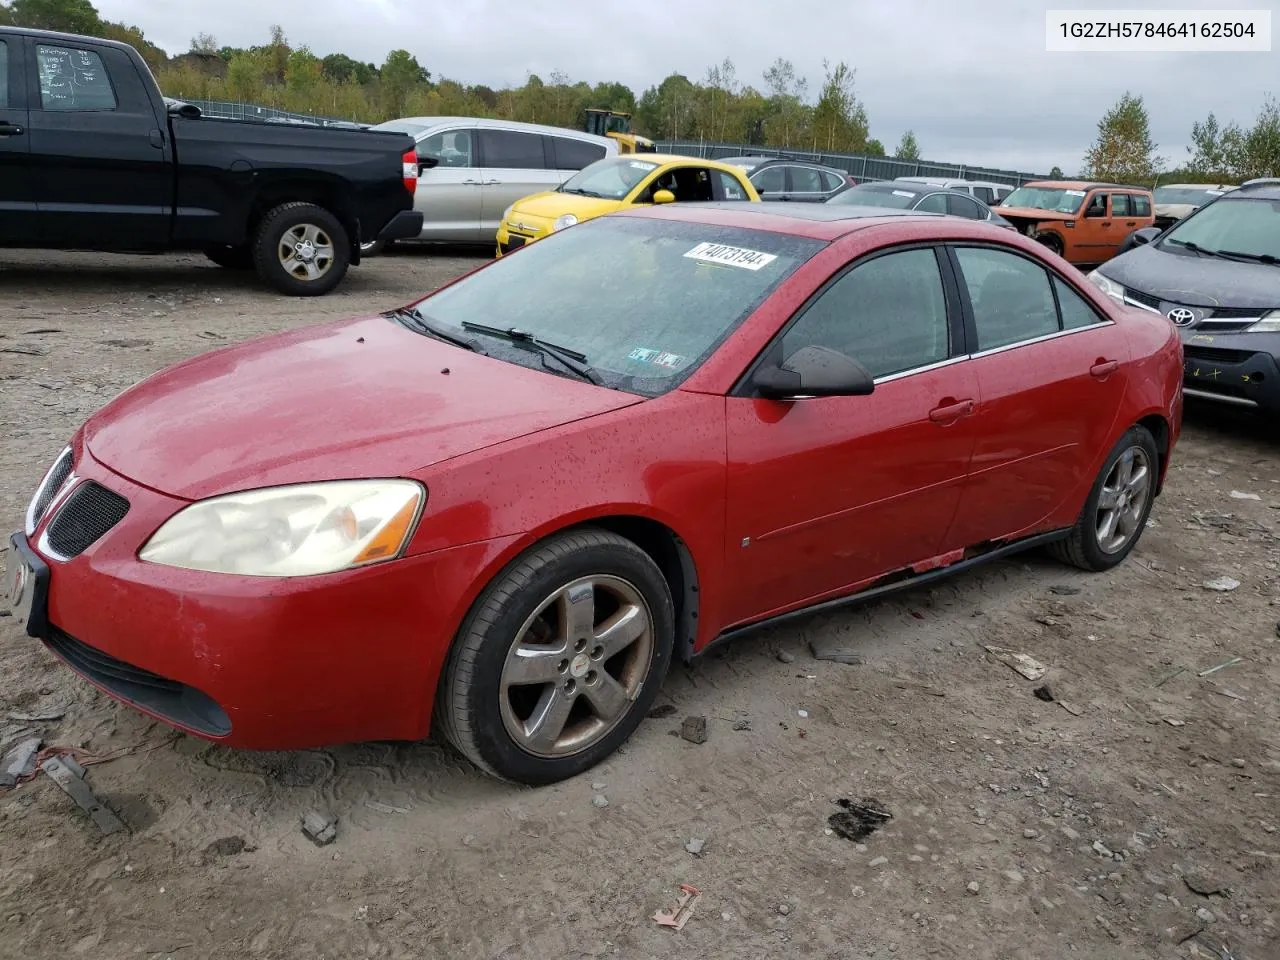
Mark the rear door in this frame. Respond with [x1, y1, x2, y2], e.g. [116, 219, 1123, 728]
[0, 35, 36, 244]
[749, 163, 786, 199]
[548, 134, 607, 182]
[946, 193, 988, 221]
[1108, 193, 1140, 257]
[477, 128, 561, 238]
[788, 165, 831, 202]
[942, 244, 1130, 548]
[413, 126, 482, 242]
[24, 38, 171, 247]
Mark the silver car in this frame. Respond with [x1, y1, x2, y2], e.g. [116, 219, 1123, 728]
[893, 176, 1015, 206]
[365, 117, 618, 249]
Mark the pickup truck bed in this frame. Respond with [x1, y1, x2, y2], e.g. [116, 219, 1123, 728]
[0, 26, 423, 295]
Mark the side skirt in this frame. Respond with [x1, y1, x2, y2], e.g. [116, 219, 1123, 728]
[687, 529, 1071, 663]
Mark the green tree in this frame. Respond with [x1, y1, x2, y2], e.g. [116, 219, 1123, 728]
[8, 0, 102, 33]
[1081, 92, 1163, 183]
[379, 49, 429, 117]
[810, 60, 868, 153]
[190, 32, 219, 56]
[864, 138, 885, 157]
[762, 57, 810, 148]
[1048, 165, 1065, 178]
[894, 130, 920, 160]
[1237, 95, 1280, 179]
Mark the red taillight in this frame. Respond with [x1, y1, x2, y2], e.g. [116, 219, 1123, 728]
[402, 149, 418, 194]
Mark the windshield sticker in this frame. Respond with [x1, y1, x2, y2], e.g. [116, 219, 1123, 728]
[683, 242, 778, 271]
[892, 189, 916, 198]
[628, 347, 686, 369]
[629, 160, 657, 170]
[1207, 189, 1225, 196]
[1065, 189, 1086, 197]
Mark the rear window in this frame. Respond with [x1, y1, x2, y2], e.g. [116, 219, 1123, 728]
[0, 40, 8, 108]
[1133, 195, 1151, 217]
[411, 216, 826, 396]
[830, 185, 919, 208]
[551, 136, 607, 170]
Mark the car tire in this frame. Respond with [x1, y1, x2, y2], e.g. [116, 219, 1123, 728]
[1048, 425, 1160, 572]
[252, 202, 350, 297]
[1035, 233, 1064, 257]
[435, 528, 675, 785]
[359, 238, 389, 257]
[203, 244, 254, 270]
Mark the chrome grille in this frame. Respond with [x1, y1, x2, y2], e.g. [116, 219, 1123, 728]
[25, 447, 73, 535]
[43, 481, 129, 559]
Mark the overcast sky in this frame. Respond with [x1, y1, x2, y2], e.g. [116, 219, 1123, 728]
[93, 0, 1277, 174]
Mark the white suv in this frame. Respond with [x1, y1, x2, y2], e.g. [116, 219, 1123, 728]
[893, 176, 1014, 206]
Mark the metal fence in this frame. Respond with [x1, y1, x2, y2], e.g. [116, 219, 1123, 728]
[183, 99, 360, 127]
[655, 140, 1044, 186]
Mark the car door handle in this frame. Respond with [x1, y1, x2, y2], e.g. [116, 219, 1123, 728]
[0, 122, 24, 136]
[1126, 221, 1136, 226]
[149, 129, 164, 149]
[482, 178, 500, 185]
[462, 178, 483, 185]
[1090, 360, 1119, 378]
[929, 399, 974, 423]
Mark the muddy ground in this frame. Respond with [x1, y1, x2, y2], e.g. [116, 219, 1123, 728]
[1, 247, 1278, 960]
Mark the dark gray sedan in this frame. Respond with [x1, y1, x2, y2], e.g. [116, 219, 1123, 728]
[718, 156, 855, 202]
[826, 181, 1013, 228]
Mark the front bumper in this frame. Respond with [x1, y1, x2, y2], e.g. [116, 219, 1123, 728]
[1181, 339, 1280, 414]
[378, 209, 425, 242]
[13, 445, 520, 749]
[494, 220, 541, 258]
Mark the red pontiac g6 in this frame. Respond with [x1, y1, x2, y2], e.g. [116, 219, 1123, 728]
[6, 202, 1183, 784]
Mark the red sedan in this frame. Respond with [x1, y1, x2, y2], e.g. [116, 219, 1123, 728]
[6, 202, 1183, 784]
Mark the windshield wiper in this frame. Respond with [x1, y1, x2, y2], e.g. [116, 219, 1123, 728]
[1216, 249, 1278, 265]
[460, 321, 602, 385]
[560, 187, 605, 198]
[1166, 238, 1215, 258]
[390, 308, 487, 353]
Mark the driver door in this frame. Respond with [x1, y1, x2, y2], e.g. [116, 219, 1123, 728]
[722, 245, 981, 626]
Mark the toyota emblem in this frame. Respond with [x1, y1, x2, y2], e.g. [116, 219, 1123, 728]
[1167, 307, 1197, 326]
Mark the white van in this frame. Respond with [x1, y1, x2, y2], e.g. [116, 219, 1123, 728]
[893, 176, 1015, 205]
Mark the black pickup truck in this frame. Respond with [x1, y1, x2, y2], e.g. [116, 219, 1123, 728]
[0, 26, 423, 295]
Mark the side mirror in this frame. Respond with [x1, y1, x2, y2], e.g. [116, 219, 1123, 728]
[752, 345, 875, 400]
[1130, 226, 1161, 246]
[652, 189, 676, 205]
[417, 156, 439, 173]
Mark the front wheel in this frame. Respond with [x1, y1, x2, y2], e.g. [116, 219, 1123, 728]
[1048, 425, 1160, 571]
[1035, 232, 1064, 257]
[252, 202, 350, 297]
[435, 529, 674, 784]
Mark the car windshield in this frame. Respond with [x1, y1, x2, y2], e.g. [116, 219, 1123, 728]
[559, 157, 660, 199]
[828, 185, 918, 208]
[1153, 187, 1228, 205]
[407, 216, 826, 395]
[1001, 186, 1086, 214]
[1159, 196, 1280, 260]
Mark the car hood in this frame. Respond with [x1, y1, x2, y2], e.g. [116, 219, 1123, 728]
[992, 206, 1075, 222]
[510, 191, 625, 224]
[84, 315, 643, 501]
[1099, 243, 1280, 310]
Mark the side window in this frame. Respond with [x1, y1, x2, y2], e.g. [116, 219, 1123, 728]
[1085, 192, 1108, 217]
[1053, 276, 1105, 330]
[955, 247, 1059, 351]
[972, 186, 994, 204]
[1132, 194, 1151, 217]
[820, 170, 846, 192]
[478, 129, 547, 169]
[1111, 194, 1131, 217]
[37, 44, 116, 111]
[0, 40, 9, 108]
[752, 165, 785, 194]
[419, 129, 474, 168]
[551, 136, 606, 170]
[780, 248, 950, 379]
[916, 193, 949, 214]
[716, 170, 750, 201]
[791, 166, 825, 192]
[947, 194, 985, 220]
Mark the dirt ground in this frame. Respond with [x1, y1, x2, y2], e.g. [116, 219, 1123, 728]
[1, 247, 1278, 960]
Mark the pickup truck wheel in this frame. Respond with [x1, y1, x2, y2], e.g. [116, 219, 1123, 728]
[359, 238, 390, 257]
[253, 202, 349, 297]
[204, 244, 254, 270]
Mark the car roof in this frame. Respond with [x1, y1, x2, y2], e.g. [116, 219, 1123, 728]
[374, 116, 614, 145]
[1021, 179, 1149, 192]
[1231, 181, 1280, 200]
[1157, 183, 1237, 191]
[0, 25, 135, 51]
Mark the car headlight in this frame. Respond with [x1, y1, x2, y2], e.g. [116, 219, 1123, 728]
[1087, 270, 1125, 303]
[552, 213, 578, 232]
[139, 480, 425, 577]
[1246, 309, 1280, 333]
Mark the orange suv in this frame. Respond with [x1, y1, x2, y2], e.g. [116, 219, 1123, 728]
[994, 181, 1155, 266]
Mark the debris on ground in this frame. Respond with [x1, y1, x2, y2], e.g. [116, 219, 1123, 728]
[301, 811, 337, 846]
[647, 703, 678, 719]
[1229, 490, 1261, 501]
[1184, 872, 1229, 897]
[1049, 585, 1082, 595]
[827, 797, 893, 842]
[3, 737, 43, 783]
[202, 836, 252, 861]
[1198, 657, 1243, 677]
[591, 794, 610, 808]
[1155, 667, 1188, 687]
[983, 645, 1047, 681]
[685, 837, 706, 857]
[1033, 684, 1055, 702]
[732, 719, 751, 731]
[1202, 576, 1241, 592]
[796, 709, 808, 719]
[1057, 700, 1084, 716]
[365, 800, 411, 815]
[809, 637, 864, 665]
[966, 881, 980, 895]
[1164, 718, 1187, 727]
[776, 650, 796, 664]
[6, 709, 65, 722]
[680, 716, 708, 744]
[652, 883, 701, 930]
[777, 902, 791, 915]
[591, 781, 606, 791]
[40, 755, 127, 835]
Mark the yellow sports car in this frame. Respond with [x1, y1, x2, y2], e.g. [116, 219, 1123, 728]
[496, 154, 759, 256]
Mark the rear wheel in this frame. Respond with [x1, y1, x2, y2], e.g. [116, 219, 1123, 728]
[435, 529, 674, 784]
[1048, 425, 1159, 571]
[203, 244, 253, 270]
[252, 202, 350, 297]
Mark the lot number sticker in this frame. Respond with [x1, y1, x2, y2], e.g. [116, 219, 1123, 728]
[683, 242, 777, 271]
